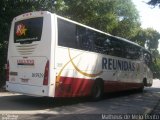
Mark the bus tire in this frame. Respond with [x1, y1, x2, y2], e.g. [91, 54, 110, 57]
[143, 78, 147, 86]
[90, 79, 104, 101]
[138, 78, 146, 92]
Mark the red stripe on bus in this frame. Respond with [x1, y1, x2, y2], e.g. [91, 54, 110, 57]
[55, 77, 94, 97]
[55, 76, 143, 97]
[103, 81, 143, 93]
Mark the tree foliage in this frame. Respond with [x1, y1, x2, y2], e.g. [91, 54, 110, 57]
[148, 0, 160, 7]
[131, 28, 160, 78]
[131, 28, 160, 50]
[152, 55, 160, 78]
[60, 0, 140, 39]
[111, 0, 140, 39]
[146, 0, 160, 78]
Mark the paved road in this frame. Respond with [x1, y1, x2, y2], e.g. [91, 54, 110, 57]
[0, 79, 160, 120]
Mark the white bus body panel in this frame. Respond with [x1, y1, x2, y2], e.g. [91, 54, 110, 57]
[6, 11, 56, 97]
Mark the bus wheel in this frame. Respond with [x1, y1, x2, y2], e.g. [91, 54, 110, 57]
[138, 78, 146, 92]
[90, 80, 104, 101]
[143, 78, 147, 86]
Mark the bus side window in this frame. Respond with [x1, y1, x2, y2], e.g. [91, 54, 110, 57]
[143, 51, 152, 66]
[103, 38, 111, 54]
[93, 33, 110, 55]
[125, 44, 141, 60]
[58, 18, 77, 49]
[109, 37, 124, 58]
[94, 33, 104, 54]
[76, 26, 94, 51]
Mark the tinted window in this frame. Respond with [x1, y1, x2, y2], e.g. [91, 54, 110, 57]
[58, 18, 94, 51]
[125, 44, 141, 60]
[109, 37, 124, 57]
[57, 18, 143, 60]
[76, 26, 94, 51]
[58, 18, 78, 49]
[143, 50, 152, 65]
[14, 17, 43, 44]
[94, 33, 110, 54]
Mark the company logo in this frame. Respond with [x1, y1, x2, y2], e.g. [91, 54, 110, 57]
[16, 23, 27, 36]
[102, 57, 135, 71]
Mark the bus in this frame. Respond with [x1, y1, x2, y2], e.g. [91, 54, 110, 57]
[6, 11, 153, 100]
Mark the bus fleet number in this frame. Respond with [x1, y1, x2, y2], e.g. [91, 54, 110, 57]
[32, 73, 44, 78]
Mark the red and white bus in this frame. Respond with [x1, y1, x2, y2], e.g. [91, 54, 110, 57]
[6, 11, 153, 100]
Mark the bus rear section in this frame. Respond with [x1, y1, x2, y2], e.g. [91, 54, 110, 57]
[6, 11, 55, 97]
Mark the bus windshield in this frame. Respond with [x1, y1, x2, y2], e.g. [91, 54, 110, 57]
[14, 17, 43, 44]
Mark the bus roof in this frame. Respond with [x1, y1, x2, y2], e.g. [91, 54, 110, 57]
[13, 11, 150, 53]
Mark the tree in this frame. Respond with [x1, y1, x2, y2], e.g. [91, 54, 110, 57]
[152, 55, 160, 78]
[148, 0, 160, 7]
[111, 0, 141, 39]
[131, 28, 160, 78]
[61, 0, 140, 39]
[131, 28, 160, 51]
[59, 0, 118, 33]
[0, 0, 35, 87]
[146, 0, 160, 78]
[145, 28, 160, 52]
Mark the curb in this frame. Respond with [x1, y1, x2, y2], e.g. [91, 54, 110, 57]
[140, 98, 160, 120]
[149, 100, 160, 114]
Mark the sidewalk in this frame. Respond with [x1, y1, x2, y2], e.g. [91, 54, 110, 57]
[151, 100, 160, 114]
[149, 79, 160, 114]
